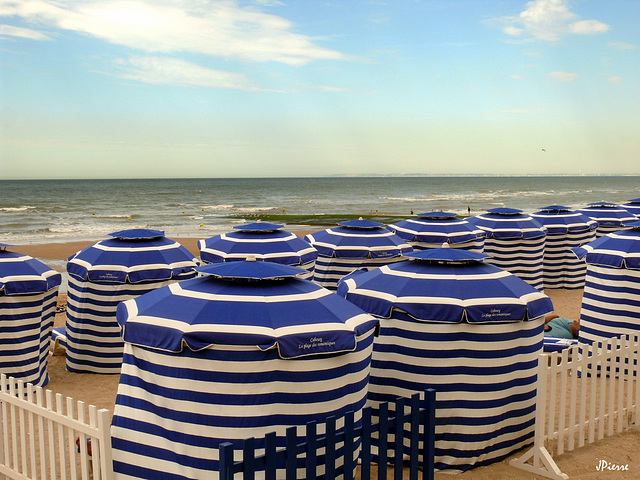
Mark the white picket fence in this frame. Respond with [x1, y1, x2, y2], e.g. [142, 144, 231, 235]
[511, 334, 640, 480]
[0, 374, 113, 480]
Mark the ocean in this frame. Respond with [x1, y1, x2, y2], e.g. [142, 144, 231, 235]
[1, 176, 639, 245]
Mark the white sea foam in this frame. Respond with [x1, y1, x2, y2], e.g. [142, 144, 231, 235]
[234, 206, 276, 212]
[0, 206, 35, 212]
[201, 204, 234, 210]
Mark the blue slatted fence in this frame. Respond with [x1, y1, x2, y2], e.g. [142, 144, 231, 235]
[219, 389, 436, 480]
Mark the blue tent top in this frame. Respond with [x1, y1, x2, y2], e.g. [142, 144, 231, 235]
[468, 208, 546, 240]
[389, 212, 485, 245]
[0, 247, 62, 295]
[67, 231, 198, 283]
[538, 205, 571, 212]
[622, 198, 640, 218]
[416, 211, 458, 219]
[487, 207, 523, 215]
[198, 227, 317, 265]
[577, 202, 636, 227]
[337, 250, 553, 324]
[305, 224, 412, 259]
[573, 223, 640, 269]
[109, 229, 165, 240]
[197, 257, 306, 280]
[531, 206, 598, 235]
[337, 219, 384, 229]
[403, 248, 490, 263]
[233, 222, 284, 232]
[116, 264, 378, 358]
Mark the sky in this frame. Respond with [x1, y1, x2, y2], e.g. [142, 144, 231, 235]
[1, 0, 638, 179]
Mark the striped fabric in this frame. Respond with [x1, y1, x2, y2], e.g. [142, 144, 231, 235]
[198, 222, 318, 280]
[531, 206, 597, 289]
[305, 220, 412, 291]
[468, 208, 546, 290]
[621, 198, 640, 218]
[388, 212, 485, 252]
[66, 231, 198, 374]
[111, 270, 377, 479]
[577, 202, 636, 237]
[337, 251, 552, 472]
[0, 246, 61, 387]
[574, 225, 640, 345]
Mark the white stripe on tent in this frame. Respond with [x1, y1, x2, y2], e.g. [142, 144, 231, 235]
[218, 232, 311, 244]
[0, 290, 57, 386]
[111, 332, 373, 478]
[373, 264, 513, 281]
[367, 315, 542, 472]
[69, 258, 196, 274]
[167, 281, 332, 303]
[89, 241, 187, 252]
[127, 315, 364, 337]
[66, 277, 180, 373]
[312, 229, 403, 239]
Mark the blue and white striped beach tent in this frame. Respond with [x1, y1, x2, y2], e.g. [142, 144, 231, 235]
[388, 211, 485, 252]
[66, 229, 198, 374]
[337, 249, 553, 472]
[530, 205, 597, 289]
[573, 220, 640, 346]
[0, 244, 61, 387]
[305, 219, 412, 291]
[621, 198, 640, 218]
[110, 259, 378, 479]
[576, 201, 636, 238]
[198, 221, 317, 279]
[468, 208, 546, 290]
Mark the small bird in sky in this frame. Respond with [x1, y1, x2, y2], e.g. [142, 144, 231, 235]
[542, 148, 546, 152]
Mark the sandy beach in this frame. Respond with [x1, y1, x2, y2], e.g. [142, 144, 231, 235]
[14, 235, 640, 479]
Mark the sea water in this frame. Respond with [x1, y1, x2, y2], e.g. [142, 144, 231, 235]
[1, 176, 639, 244]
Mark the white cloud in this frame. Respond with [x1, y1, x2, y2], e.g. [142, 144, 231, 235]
[0, 23, 50, 39]
[497, 0, 609, 42]
[548, 71, 578, 83]
[503, 26, 523, 36]
[0, 0, 346, 65]
[569, 20, 609, 35]
[113, 56, 257, 89]
[510, 74, 523, 79]
[603, 74, 622, 85]
[608, 41, 636, 50]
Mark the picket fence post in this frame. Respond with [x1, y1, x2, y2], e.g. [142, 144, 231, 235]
[510, 334, 640, 479]
[219, 388, 436, 480]
[0, 374, 113, 480]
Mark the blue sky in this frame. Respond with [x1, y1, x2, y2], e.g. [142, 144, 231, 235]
[1, 0, 638, 179]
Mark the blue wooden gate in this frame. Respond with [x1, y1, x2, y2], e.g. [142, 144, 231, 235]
[219, 389, 436, 480]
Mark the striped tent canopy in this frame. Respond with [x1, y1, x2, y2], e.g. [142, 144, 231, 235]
[198, 221, 317, 279]
[621, 198, 640, 218]
[111, 260, 378, 479]
[305, 219, 412, 291]
[0, 243, 62, 387]
[468, 208, 546, 290]
[65, 229, 198, 374]
[576, 202, 636, 237]
[388, 211, 485, 252]
[337, 248, 553, 472]
[531, 205, 597, 289]
[573, 220, 640, 345]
